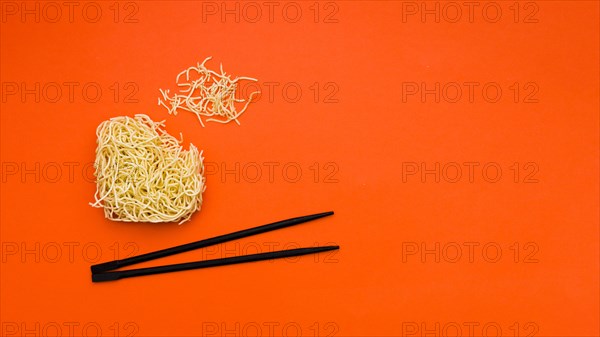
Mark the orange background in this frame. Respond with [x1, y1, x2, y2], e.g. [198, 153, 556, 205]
[1, 1, 599, 336]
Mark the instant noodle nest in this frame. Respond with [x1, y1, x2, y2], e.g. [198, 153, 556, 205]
[90, 114, 205, 224]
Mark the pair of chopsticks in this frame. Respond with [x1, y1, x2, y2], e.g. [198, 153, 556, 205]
[91, 211, 338, 282]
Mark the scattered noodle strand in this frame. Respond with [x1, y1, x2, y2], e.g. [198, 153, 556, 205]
[158, 57, 260, 126]
[90, 114, 205, 224]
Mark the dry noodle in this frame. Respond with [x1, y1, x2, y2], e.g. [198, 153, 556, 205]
[158, 57, 260, 126]
[90, 114, 205, 224]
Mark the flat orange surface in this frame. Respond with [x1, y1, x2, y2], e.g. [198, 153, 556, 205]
[1, 1, 599, 336]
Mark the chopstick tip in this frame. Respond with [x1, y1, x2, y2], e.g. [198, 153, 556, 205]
[314, 211, 334, 218]
[92, 272, 121, 283]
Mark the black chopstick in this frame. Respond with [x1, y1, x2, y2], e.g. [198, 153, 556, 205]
[91, 211, 334, 274]
[92, 246, 339, 282]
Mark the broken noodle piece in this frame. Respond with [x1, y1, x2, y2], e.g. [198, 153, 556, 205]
[158, 57, 260, 126]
